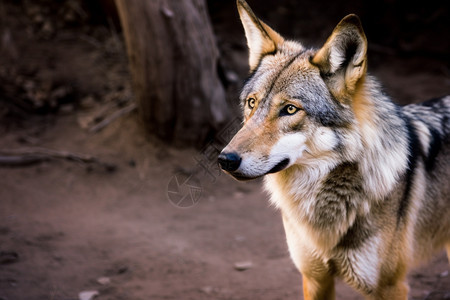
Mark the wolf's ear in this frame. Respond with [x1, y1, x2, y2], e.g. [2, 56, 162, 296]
[237, 0, 284, 71]
[311, 14, 367, 99]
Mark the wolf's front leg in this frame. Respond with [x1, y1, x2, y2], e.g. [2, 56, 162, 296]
[302, 274, 335, 300]
[282, 213, 336, 300]
[368, 281, 409, 300]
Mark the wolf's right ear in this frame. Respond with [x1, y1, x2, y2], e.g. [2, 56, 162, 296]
[237, 0, 284, 71]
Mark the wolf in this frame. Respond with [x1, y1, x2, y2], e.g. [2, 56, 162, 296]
[218, 1, 450, 299]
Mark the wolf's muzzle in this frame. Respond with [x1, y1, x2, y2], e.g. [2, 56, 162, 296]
[218, 152, 241, 172]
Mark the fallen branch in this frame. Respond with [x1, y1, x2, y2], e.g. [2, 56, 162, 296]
[89, 102, 137, 133]
[0, 147, 96, 162]
[0, 154, 49, 166]
[0, 147, 115, 171]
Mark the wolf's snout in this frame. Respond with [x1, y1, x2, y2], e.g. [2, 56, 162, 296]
[218, 152, 241, 172]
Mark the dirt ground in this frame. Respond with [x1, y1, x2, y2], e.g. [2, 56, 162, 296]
[1, 1, 449, 300]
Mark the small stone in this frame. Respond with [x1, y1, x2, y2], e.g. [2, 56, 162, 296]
[440, 270, 449, 277]
[233, 191, 244, 199]
[97, 277, 111, 285]
[234, 235, 246, 242]
[233, 261, 253, 271]
[79, 290, 98, 300]
[200, 286, 213, 294]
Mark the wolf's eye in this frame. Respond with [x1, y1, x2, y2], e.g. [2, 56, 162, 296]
[280, 104, 299, 116]
[247, 98, 256, 109]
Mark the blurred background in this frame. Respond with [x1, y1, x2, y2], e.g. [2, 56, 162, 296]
[0, 0, 449, 299]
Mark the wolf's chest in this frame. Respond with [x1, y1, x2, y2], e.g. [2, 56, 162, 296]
[265, 163, 368, 229]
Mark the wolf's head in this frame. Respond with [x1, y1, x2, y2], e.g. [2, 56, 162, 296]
[218, 0, 368, 180]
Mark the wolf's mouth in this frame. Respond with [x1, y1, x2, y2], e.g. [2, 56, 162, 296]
[228, 173, 258, 181]
[224, 158, 290, 181]
[267, 158, 290, 174]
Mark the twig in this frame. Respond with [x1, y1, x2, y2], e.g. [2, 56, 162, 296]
[0, 147, 96, 163]
[0, 155, 45, 166]
[89, 102, 137, 133]
[0, 148, 116, 171]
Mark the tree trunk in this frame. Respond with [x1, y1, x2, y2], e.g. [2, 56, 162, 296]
[115, 0, 229, 147]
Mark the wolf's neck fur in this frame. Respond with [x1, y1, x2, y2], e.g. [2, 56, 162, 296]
[264, 75, 410, 251]
[352, 76, 410, 199]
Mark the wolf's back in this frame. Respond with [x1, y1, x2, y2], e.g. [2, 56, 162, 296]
[401, 95, 450, 261]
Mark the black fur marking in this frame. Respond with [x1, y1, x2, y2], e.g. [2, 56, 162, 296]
[418, 97, 445, 171]
[443, 115, 450, 134]
[422, 96, 447, 107]
[425, 126, 442, 172]
[336, 216, 373, 250]
[397, 116, 423, 224]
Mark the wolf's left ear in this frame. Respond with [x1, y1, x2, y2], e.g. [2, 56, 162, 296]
[311, 14, 367, 99]
[237, 0, 284, 71]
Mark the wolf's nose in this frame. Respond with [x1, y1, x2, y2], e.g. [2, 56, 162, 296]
[218, 152, 241, 172]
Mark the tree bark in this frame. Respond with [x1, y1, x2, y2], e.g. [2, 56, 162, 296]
[115, 0, 229, 147]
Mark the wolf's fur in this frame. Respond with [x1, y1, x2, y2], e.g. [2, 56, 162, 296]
[218, 1, 450, 299]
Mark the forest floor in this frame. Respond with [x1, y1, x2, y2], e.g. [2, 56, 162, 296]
[1, 1, 449, 299]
